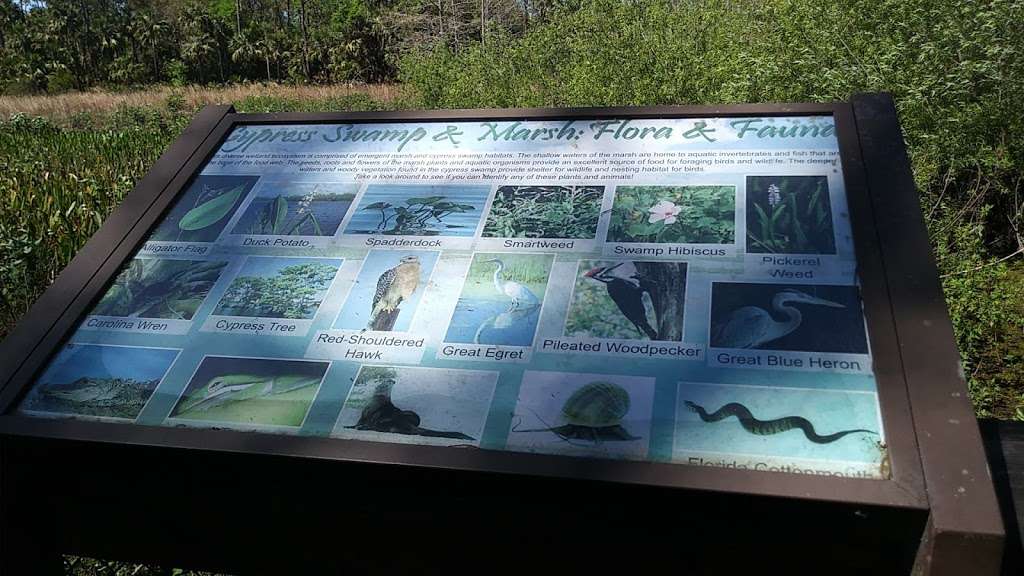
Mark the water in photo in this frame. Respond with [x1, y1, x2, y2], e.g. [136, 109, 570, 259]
[91, 258, 227, 320]
[444, 252, 554, 346]
[334, 250, 439, 331]
[19, 344, 178, 420]
[507, 371, 654, 460]
[213, 257, 342, 319]
[565, 260, 687, 341]
[746, 176, 836, 254]
[709, 282, 869, 353]
[334, 365, 496, 447]
[231, 182, 358, 236]
[170, 356, 329, 427]
[482, 185, 604, 239]
[343, 184, 490, 237]
[148, 175, 258, 243]
[607, 185, 735, 244]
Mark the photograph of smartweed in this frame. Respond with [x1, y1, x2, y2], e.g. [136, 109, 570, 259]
[709, 282, 869, 354]
[231, 182, 358, 236]
[91, 258, 228, 320]
[334, 250, 439, 332]
[344, 184, 489, 237]
[507, 371, 654, 460]
[746, 176, 836, 254]
[334, 365, 495, 447]
[608, 185, 735, 244]
[19, 344, 178, 420]
[213, 257, 342, 319]
[565, 260, 687, 341]
[170, 356, 329, 427]
[148, 175, 259, 243]
[444, 252, 554, 347]
[482, 185, 604, 239]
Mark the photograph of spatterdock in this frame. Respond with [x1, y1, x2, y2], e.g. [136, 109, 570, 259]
[565, 259, 687, 341]
[90, 258, 228, 320]
[607, 185, 735, 244]
[148, 174, 259, 243]
[212, 256, 342, 319]
[231, 182, 358, 236]
[675, 382, 882, 465]
[169, 356, 329, 427]
[709, 282, 869, 354]
[334, 250, 439, 331]
[506, 371, 654, 460]
[746, 176, 836, 254]
[334, 365, 496, 447]
[343, 184, 490, 237]
[482, 185, 604, 239]
[444, 252, 554, 347]
[18, 344, 178, 420]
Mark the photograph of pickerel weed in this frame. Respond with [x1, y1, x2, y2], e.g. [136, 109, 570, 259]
[169, 356, 329, 427]
[19, 344, 179, 420]
[565, 259, 687, 341]
[746, 176, 836, 254]
[608, 185, 736, 244]
[344, 184, 489, 237]
[482, 185, 604, 239]
[90, 258, 228, 320]
[213, 257, 342, 319]
[507, 371, 654, 460]
[147, 175, 259, 243]
[709, 282, 868, 354]
[444, 252, 554, 347]
[231, 182, 358, 236]
[334, 365, 495, 447]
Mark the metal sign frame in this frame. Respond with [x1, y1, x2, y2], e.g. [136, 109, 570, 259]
[0, 94, 1003, 573]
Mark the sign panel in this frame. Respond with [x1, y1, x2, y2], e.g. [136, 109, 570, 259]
[16, 116, 886, 479]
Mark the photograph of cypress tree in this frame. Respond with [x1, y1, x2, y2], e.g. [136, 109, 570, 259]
[0, 1, 1022, 573]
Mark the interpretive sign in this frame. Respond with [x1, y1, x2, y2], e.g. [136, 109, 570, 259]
[0, 97, 1004, 574]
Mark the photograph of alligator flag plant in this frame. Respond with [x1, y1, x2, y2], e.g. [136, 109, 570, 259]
[482, 185, 604, 239]
[746, 176, 836, 254]
[90, 258, 228, 320]
[231, 182, 358, 236]
[607, 185, 735, 244]
[709, 282, 869, 354]
[565, 259, 687, 341]
[444, 252, 554, 347]
[344, 184, 489, 237]
[213, 257, 342, 319]
[169, 356, 330, 427]
[18, 344, 179, 420]
[147, 175, 259, 243]
[334, 365, 496, 447]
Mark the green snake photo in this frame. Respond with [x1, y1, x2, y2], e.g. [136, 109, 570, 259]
[684, 400, 877, 444]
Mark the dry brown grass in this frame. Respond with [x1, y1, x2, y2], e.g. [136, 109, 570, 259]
[0, 83, 398, 122]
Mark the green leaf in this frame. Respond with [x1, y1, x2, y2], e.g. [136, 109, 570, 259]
[178, 185, 244, 231]
[272, 195, 288, 234]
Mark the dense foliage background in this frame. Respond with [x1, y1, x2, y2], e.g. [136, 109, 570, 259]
[1, 0, 1022, 421]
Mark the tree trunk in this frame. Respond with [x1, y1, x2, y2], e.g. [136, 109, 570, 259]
[634, 262, 686, 341]
[235, 0, 242, 34]
[299, 0, 310, 81]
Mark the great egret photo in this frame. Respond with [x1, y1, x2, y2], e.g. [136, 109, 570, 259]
[709, 282, 869, 353]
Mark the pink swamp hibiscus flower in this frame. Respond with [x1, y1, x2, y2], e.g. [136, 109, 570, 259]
[648, 200, 681, 224]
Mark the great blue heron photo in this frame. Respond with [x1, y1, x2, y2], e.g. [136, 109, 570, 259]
[709, 283, 869, 354]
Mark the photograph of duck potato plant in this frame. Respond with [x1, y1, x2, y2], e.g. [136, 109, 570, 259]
[169, 356, 329, 427]
[608, 185, 735, 244]
[19, 344, 179, 420]
[213, 257, 342, 319]
[566, 260, 687, 341]
[148, 175, 259, 243]
[483, 185, 604, 239]
[91, 258, 228, 320]
[344, 184, 489, 237]
[746, 176, 836, 254]
[231, 182, 357, 237]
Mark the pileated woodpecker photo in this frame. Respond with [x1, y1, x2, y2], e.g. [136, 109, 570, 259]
[583, 262, 659, 339]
